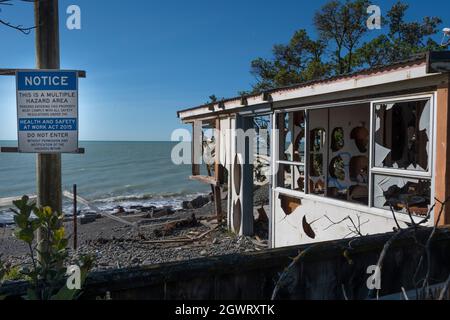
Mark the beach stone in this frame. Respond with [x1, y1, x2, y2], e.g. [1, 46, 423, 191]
[182, 195, 211, 210]
[114, 206, 125, 214]
[80, 214, 96, 225]
[153, 206, 175, 218]
[131, 257, 140, 264]
[141, 206, 156, 213]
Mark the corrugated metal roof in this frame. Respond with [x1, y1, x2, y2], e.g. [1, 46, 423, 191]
[177, 52, 430, 117]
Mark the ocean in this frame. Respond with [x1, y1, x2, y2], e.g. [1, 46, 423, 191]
[0, 141, 210, 224]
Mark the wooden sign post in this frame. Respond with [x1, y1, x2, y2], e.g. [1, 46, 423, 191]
[34, 0, 63, 260]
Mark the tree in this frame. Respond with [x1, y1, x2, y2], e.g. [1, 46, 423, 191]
[0, 0, 36, 34]
[250, 29, 330, 93]
[314, 0, 370, 74]
[249, 0, 443, 93]
[356, 1, 442, 67]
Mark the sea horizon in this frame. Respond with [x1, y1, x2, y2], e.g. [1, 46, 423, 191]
[0, 140, 208, 224]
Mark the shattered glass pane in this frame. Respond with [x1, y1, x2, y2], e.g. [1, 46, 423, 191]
[374, 99, 430, 172]
[280, 113, 292, 162]
[310, 128, 326, 152]
[293, 111, 306, 163]
[373, 174, 431, 216]
[293, 165, 305, 192]
[277, 163, 292, 189]
[277, 111, 306, 190]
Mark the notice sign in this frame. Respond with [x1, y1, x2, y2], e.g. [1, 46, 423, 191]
[16, 70, 79, 153]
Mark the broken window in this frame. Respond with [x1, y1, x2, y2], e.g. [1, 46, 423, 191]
[276, 111, 306, 192]
[310, 128, 326, 152]
[372, 97, 433, 217]
[274, 97, 433, 216]
[374, 99, 431, 172]
[373, 175, 431, 216]
[253, 115, 271, 186]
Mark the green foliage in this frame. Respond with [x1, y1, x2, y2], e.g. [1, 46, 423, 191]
[251, 29, 331, 93]
[0, 259, 5, 283]
[2, 266, 29, 282]
[314, 0, 370, 74]
[249, 0, 443, 93]
[9, 196, 93, 300]
[356, 1, 442, 66]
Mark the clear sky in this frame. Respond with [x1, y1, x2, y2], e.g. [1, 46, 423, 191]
[0, 0, 449, 141]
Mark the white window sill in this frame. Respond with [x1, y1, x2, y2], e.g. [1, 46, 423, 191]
[273, 187, 431, 225]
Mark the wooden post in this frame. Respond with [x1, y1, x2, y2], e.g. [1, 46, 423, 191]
[214, 118, 223, 223]
[73, 184, 78, 251]
[34, 0, 63, 260]
[435, 76, 450, 226]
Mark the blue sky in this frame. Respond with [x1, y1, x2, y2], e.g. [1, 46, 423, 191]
[0, 0, 449, 141]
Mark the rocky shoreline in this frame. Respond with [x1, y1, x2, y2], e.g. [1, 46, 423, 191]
[0, 191, 269, 272]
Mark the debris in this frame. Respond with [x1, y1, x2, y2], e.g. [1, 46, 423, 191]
[152, 206, 175, 218]
[256, 206, 268, 223]
[143, 225, 219, 245]
[153, 214, 199, 237]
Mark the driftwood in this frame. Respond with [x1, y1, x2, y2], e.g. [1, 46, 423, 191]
[142, 226, 219, 245]
[153, 214, 199, 237]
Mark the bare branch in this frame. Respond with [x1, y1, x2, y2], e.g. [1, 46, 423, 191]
[0, 18, 35, 34]
[271, 244, 322, 300]
[0, 0, 37, 34]
[323, 214, 368, 238]
[439, 274, 450, 301]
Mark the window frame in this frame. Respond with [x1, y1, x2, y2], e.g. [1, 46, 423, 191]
[274, 110, 307, 193]
[369, 93, 435, 211]
[273, 92, 436, 221]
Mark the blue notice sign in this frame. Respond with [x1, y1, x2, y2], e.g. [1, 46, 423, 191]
[16, 70, 79, 153]
[17, 71, 78, 91]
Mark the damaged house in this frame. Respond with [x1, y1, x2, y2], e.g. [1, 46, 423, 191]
[177, 51, 450, 248]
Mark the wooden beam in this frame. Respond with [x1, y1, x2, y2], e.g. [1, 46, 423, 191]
[189, 175, 218, 186]
[0, 68, 86, 78]
[192, 121, 202, 176]
[435, 76, 450, 226]
[213, 118, 223, 222]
